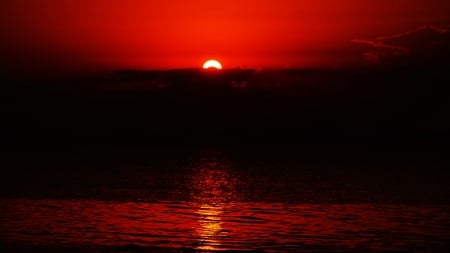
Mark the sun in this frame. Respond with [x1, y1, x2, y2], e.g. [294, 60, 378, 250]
[203, 59, 222, 70]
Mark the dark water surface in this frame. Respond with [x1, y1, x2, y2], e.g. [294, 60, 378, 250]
[1, 151, 450, 252]
[2, 200, 450, 252]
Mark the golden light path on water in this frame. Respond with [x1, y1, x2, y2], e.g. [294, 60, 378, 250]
[187, 152, 237, 251]
[196, 204, 224, 251]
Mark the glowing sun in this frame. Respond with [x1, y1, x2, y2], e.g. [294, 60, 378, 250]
[203, 59, 222, 70]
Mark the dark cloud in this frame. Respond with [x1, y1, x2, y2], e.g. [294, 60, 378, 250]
[352, 25, 450, 65]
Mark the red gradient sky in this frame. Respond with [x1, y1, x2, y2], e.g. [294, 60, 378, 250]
[1, 0, 449, 73]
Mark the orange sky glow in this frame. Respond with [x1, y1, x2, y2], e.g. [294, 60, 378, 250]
[1, 0, 450, 74]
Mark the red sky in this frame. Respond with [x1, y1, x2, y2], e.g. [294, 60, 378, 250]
[1, 0, 450, 74]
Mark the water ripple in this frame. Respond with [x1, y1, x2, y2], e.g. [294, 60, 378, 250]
[1, 199, 450, 252]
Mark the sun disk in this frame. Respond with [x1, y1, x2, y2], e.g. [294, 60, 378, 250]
[203, 60, 222, 70]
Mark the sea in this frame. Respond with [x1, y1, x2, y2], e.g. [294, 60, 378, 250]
[1, 150, 450, 252]
[2, 68, 450, 252]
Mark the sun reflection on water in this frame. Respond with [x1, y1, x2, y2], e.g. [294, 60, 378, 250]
[196, 204, 225, 251]
[187, 152, 239, 204]
[187, 152, 237, 250]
